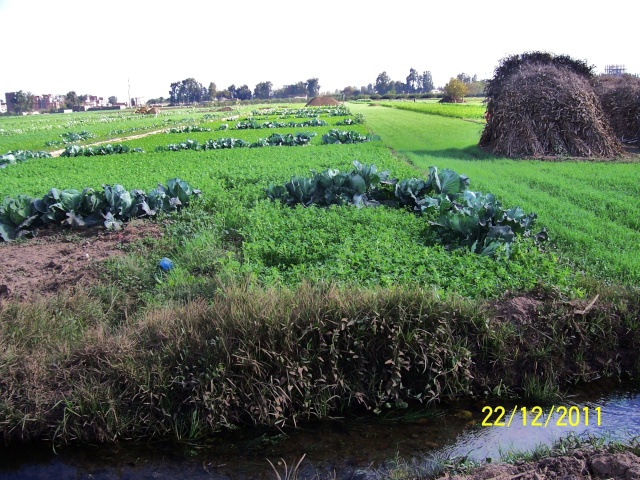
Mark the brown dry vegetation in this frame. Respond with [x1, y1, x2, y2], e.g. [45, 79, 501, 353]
[592, 74, 640, 146]
[480, 53, 624, 158]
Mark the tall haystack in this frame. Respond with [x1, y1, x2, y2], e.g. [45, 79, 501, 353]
[305, 96, 341, 107]
[592, 74, 640, 145]
[479, 52, 623, 158]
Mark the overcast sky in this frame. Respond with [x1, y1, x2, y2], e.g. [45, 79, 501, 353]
[1, 0, 637, 102]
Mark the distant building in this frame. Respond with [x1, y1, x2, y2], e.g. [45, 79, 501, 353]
[0, 100, 6, 113]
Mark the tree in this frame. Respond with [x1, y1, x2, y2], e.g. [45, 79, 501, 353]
[306, 78, 320, 97]
[375, 71, 392, 94]
[405, 68, 419, 93]
[78, 94, 88, 105]
[391, 80, 405, 94]
[65, 91, 79, 108]
[342, 86, 360, 98]
[9, 90, 34, 113]
[168, 78, 207, 104]
[108, 96, 118, 105]
[420, 71, 434, 93]
[235, 84, 252, 101]
[207, 82, 217, 101]
[227, 84, 237, 99]
[274, 81, 307, 98]
[253, 81, 273, 99]
[456, 73, 472, 84]
[443, 77, 469, 102]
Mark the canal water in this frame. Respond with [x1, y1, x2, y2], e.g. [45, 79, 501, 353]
[0, 380, 637, 479]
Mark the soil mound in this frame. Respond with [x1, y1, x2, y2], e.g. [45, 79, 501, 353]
[479, 52, 623, 158]
[305, 96, 341, 106]
[592, 74, 640, 146]
[217, 106, 234, 112]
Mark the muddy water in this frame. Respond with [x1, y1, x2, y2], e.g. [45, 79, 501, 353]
[0, 380, 638, 480]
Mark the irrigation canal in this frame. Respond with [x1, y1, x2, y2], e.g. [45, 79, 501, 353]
[0, 379, 637, 479]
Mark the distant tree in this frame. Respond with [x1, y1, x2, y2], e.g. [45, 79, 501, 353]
[274, 81, 307, 98]
[467, 78, 487, 96]
[207, 82, 217, 101]
[217, 89, 232, 100]
[168, 78, 207, 104]
[375, 71, 392, 94]
[146, 97, 165, 105]
[226, 84, 237, 99]
[9, 90, 34, 113]
[65, 91, 79, 108]
[169, 82, 180, 104]
[235, 84, 252, 100]
[443, 77, 469, 102]
[253, 81, 273, 99]
[391, 80, 405, 94]
[78, 94, 88, 105]
[306, 78, 320, 97]
[420, 71, 434, 92]
[456, 73, 472, 84]
[108, 96, 118, 105]
[405, 68, 419, 93]
[342, 86, 360, 98]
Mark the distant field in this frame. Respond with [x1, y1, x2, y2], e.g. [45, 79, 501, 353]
[379, 100, 486, 121]
[350, 102, 640, 284]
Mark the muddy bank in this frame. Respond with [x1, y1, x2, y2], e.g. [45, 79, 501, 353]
[439, 449, 640, 480]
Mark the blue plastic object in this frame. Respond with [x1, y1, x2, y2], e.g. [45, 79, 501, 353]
[159, 257, 174, 271]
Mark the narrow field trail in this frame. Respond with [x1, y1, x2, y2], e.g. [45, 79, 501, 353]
[49, 128, 166, 157]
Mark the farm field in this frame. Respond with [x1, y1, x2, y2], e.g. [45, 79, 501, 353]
[374, 98, 487, 121]
[0, 104, 639, 447]
[350, 102, 640, 285]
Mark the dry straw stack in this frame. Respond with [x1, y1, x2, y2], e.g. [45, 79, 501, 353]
[479, 52, 624, 158]
[305, 96, 341, 106]
[592, 74, 640, 145]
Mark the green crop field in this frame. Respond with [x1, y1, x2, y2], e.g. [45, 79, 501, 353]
[379, 99, 487, 121]
[350, 102, 640, 284]
[0, 105, 575, 298]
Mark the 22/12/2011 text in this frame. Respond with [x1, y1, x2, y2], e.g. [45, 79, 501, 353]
[481, 406, 602, 427]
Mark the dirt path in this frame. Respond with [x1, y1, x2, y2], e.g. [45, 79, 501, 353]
[49, 129, 166, 157]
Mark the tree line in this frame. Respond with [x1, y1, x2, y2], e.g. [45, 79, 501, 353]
[161, 78, 321, 105]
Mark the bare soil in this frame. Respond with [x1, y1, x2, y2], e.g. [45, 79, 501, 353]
[0, 220, 163, 301]
[438, 449, 640, 480]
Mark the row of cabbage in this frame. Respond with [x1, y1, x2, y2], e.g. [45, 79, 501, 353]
[0, 178, 200, 241]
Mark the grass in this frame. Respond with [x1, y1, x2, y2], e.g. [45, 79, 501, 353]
[350, 102, 640, 285]
[1, 280, 638, 445]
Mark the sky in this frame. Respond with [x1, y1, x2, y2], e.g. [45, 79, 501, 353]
[1, 0, 638, 103]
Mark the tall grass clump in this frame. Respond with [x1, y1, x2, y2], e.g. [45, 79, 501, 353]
[1, 281, 639, 445]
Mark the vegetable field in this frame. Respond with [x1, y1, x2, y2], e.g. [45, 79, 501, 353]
[0, 105, 574, 298]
